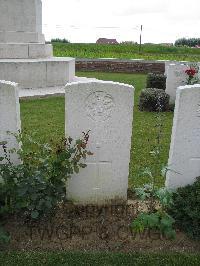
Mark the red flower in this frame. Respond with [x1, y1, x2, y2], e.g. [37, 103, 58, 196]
[185, 68, 196, 77]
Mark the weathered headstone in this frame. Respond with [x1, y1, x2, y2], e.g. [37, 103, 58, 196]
[165, 63, 188, 104]
[65, 81, 134, 204]
[166, 84, 200, 189]
[0, 80, 21, 164]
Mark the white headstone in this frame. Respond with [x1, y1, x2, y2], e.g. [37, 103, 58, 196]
[166, 84, 200, 189]
[0, 80, 21, 164]
[165, 63, 188, 104]
[65, 81, 134, 204]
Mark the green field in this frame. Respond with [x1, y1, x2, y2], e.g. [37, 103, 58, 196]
[20, 72, 173, 187]
[53, 43, 200, 62]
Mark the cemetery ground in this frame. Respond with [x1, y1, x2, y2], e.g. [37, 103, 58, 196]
[2, 71, 200, 256]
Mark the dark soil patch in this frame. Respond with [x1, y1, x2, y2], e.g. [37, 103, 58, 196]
[1, 201, 200, 253]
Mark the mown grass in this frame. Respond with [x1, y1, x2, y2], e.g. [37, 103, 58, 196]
[0, 251, 200, 266]
[53, 43, 200, 62]
[20, 72, 173, 187]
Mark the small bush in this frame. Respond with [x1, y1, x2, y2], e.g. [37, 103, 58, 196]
[168, 177, 200, 240]
[139, 88, 169, 112]
[146, 73, 166, 90]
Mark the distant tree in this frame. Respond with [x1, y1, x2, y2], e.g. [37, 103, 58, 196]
[51, 38, 70, 43]
[120, 41, 138, 45]
[175, 38, 200, 47]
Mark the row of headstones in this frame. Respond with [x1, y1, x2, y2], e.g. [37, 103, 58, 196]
[164, 62, 200, 187]
[0, 79, 200, 204]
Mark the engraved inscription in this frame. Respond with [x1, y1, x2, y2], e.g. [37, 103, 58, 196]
[87, 143, 112, 189]
[85, 91, 115, 122]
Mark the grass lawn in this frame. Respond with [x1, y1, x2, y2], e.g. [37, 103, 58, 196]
[0, 251, 200, 266]
[20, 72, 173, 187]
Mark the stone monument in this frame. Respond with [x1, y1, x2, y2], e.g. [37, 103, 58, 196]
[65, 81, 134, 204]
[0, 0, 75, 89]
[166, 84, 200, 189]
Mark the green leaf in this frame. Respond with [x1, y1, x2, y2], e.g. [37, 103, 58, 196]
[79, 163, 87, 168]
[146, 213, 160, 228]
[131, 218, 145, 233]
[0, 226, 10, 244]
[74, 165, 79, 174]
[160, 214, 175, 228]
[0, 141, 7, 145]
[31, 210, 39, 219]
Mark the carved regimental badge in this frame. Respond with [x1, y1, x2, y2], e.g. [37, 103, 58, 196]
[85, 91, 115, 122]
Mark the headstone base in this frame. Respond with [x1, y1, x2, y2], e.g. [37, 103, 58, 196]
[0, 57, 75, 88]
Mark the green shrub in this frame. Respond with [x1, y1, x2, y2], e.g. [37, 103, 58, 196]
[0, 132, 92, 220]
[139, 88, 170, 112]
[168, 177, 200, 240]
[146, 73, 166, 90]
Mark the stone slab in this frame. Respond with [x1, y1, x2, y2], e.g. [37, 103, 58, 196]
[0, 57, 75, 88]
[65, 81, 134, 204]
[166, 84, 200, 189]
[0, 43, 52, 59]
[0, 31, 45, 44]
[0, 0, 43, 43]
[28, 44, 53, 58]
[0, 80, 21, 164]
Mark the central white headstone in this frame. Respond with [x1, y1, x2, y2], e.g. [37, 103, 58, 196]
[0, 80, 21, 164]
[166, 84, 200, 189]
[65, 81, 134, 204]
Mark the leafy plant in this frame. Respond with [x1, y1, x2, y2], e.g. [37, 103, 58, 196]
[132, 170, 176, 239]
[132, 211, 175, 239]
[132, 98, 175, 239]
[185, 64, 200, 85]
[146, 73, 166, 90]
[0, 131, 92, 220]
[139, 88, 169, 112]
[168, 177, 200, 240]
[0, 225, 10, 245]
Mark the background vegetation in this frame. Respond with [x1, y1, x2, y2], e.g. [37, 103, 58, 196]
[175, 38, 200, 47]
[53, 43, 200, 62]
